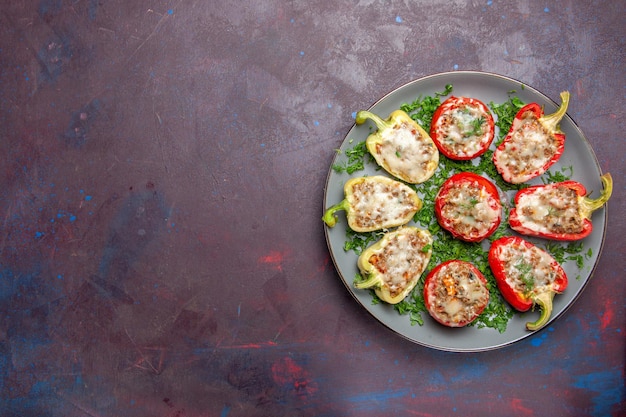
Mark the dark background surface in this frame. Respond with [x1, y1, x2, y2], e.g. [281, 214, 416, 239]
[1, 1, 624, 416]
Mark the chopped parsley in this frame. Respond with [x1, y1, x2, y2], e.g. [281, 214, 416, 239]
[332, 141, 372, 174]
[542, 165, 574, 184]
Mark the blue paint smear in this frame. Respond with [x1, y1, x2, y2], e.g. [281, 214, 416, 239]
[62, 99, 101, 147]
[88, 0, 99, 20]
[345, 389, 410, 411]
[37, 35, 73, 84]
[220, 405, 231, 417]
[38, 0, 63, 19]
[97, 190, 170, 281]
[572, 370, 624, 417]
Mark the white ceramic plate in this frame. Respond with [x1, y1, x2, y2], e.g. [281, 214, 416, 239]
[323, 71, 608, 352]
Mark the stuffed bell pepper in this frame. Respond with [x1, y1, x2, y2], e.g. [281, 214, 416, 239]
[434, 172, 502, 242]
[508, 173, 612, 241]
[423, 260, 490, 327]
[488, 236, 568, 331]
[322, 175, 422, 232]
[355, 109, 439, 184]
[355, 227, 433, 304]
[493, 91, 570, 183]
[429, 96, 496, 160]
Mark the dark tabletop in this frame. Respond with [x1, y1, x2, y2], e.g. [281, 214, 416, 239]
[1, 1, 624, 416]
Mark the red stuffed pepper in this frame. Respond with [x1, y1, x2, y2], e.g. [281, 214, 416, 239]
[430, 96, 495, 160]
[509, 173, 613, 240]
[493, 91, 570, 183]
[434, 172, 502, 242]
[488, 236, 568, 331]
[423, 260, 490, 328]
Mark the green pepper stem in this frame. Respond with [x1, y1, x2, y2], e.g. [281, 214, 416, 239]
[322, 199, 350, 227]
[526, 291, 555, 331]
[540, 91, 570, 133]
[353, 273, 380, 290]
[355, 110, 389, 130]
[579, 173, 613, 219]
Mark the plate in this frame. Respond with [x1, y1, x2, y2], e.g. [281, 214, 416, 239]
[323, 71, 608, 352]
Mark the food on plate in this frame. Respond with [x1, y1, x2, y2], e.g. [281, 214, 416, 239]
[423, 260, 490, 327]
[509, 173, 613, 241]
[488, 236, 568, 331]
[322, 175, 422, 232]
[492, 91, 570, 183]
[355, 227, 433, 304]
[434, 172, 502, 242]
[429, 96, 495, 160]
[355, 109, 439, 184]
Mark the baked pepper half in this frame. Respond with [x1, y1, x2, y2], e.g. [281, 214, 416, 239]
[322, 175, 422, 232]
[434, 172, 502, 242]
[492, 91, 570, 183]
[488, 236, 568, 331]
[355, 109, 439, 184]
[423, 260, 490, 328]
[429, 96, 496, 160]
[509, 173, 613, 240]
[355, 226, 433, 304]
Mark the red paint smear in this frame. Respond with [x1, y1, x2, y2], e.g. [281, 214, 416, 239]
[510, 398, 534, 416]
[218, 341, 278, 350]
[271, 357, 318, 399]
[258, 250, 287, 271]
[600, 300, 614, 329]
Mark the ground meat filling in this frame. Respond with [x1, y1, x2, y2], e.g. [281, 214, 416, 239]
[498, 244, 558, 297]
[497, 110, 560, 181]
[437, 105, 488, 157]
[368, 231, 431, 297]
[425, 262, 489, 327]
[439, 181, 500, 239]
[350, 179, 420, 230]
[376, 121, 438, 182]
[518, 185, 583, 235]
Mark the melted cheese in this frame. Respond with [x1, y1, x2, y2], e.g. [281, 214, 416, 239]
[438, 180, 501, 240]
[365, 228, 432, 297]
[347, 176, 421, 231]
[496, 243, 558, 295]
[434, 104, 490, 158]
[424, 261, 489, 327]
[515, 184, 583, 235]
[493, 112, 560, 183]
[374, 122, 438, 183]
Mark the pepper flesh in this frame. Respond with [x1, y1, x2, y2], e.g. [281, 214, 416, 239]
[355, 227, 433, 304]
[493, 91, 570, 183]
[509, 173, 613, 240]
[322, 175, 422, 232]
[488, 236, 568, 331]
[355, 109, 439, 184]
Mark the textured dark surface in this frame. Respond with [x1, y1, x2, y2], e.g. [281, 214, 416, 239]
[1, 1, 624, 416]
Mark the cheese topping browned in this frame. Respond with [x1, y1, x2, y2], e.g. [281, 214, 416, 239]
[366, 228, 432, 298]
[438, 181, 500, 239]
[424, 261, 489, 327]
[433, 103, 490, 158]
[494, 110, 560, 183]
[348, 176, 421, 231]
[375, 121, 438, 183]
[516, 184, 583, 235]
